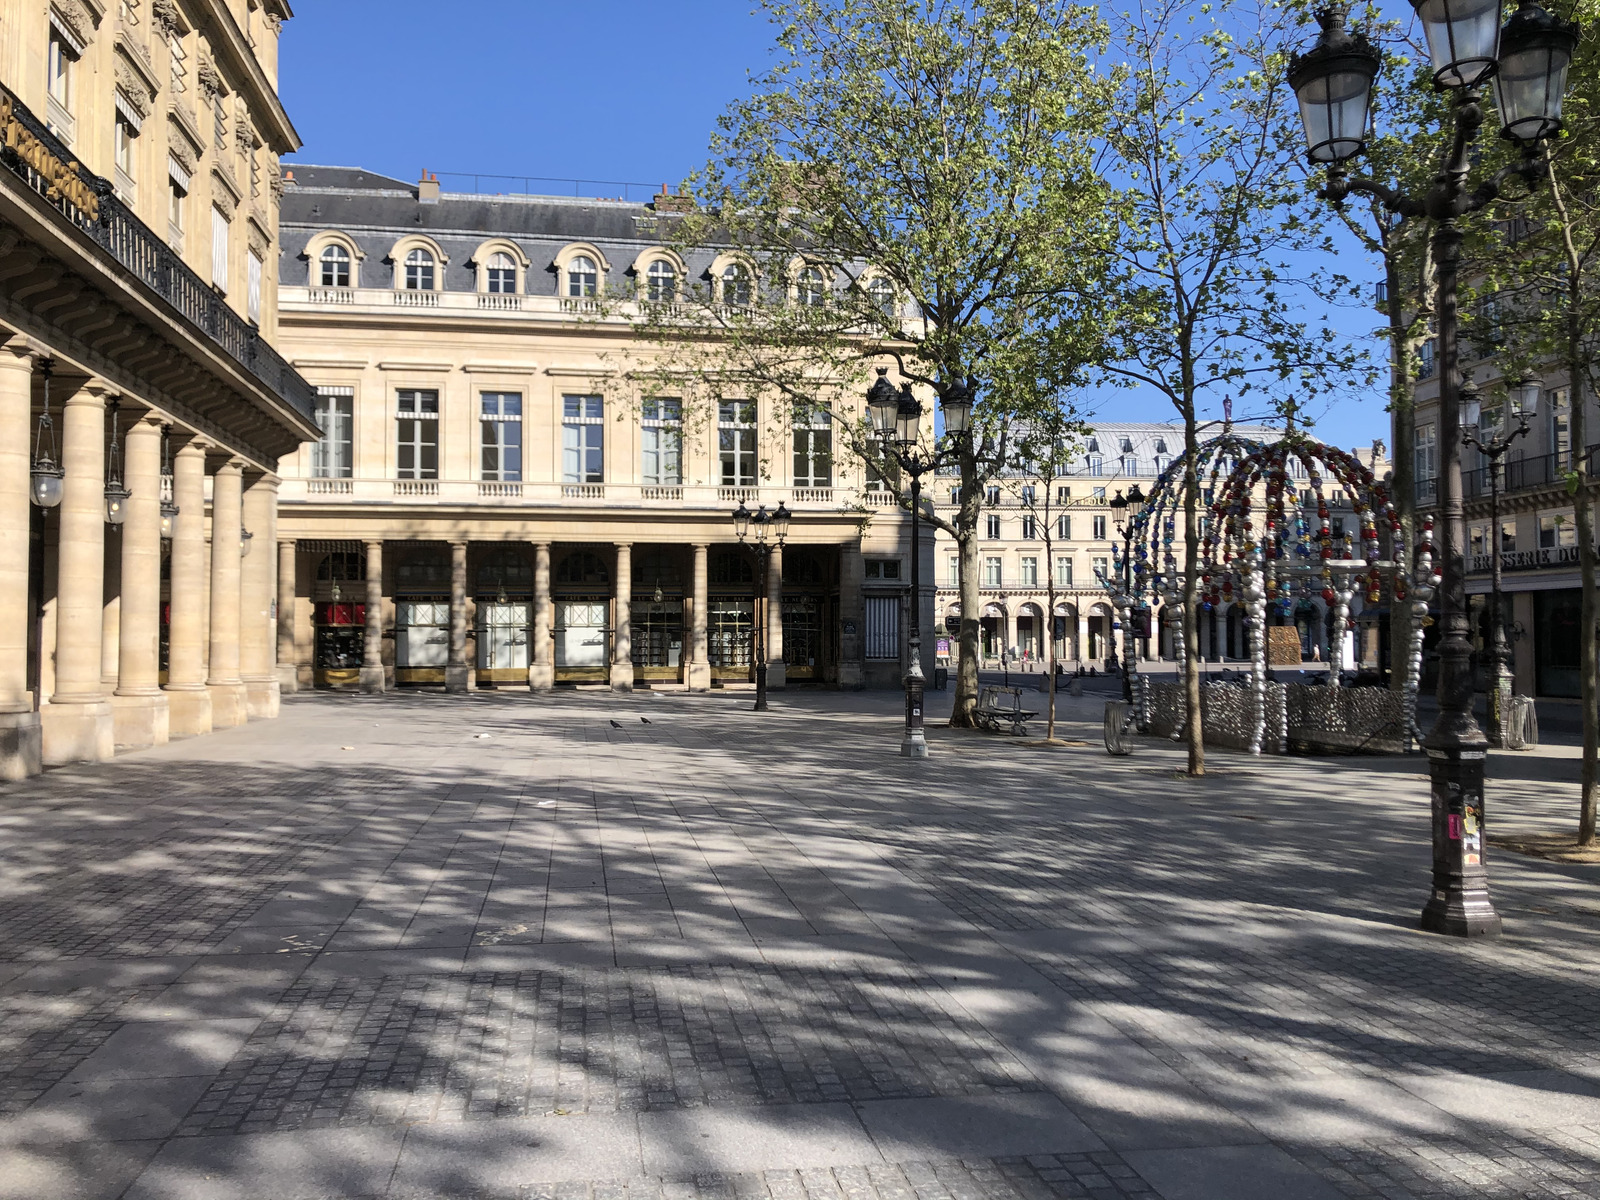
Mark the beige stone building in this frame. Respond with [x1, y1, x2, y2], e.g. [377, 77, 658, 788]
[0, 0, 311, 779]
[273, 168, 921, 694]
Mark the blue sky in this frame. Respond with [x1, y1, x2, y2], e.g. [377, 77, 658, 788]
[279, 1, 1392, 455]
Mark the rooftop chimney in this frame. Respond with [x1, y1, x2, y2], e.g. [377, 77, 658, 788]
[418, 170, 440, 204]
[652, 183, 694, 214]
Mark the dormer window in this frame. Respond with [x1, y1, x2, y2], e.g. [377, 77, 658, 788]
[1087, 438, 1100, 454]
[404, 248, 435, 291]
[867, 276, 895, 316]
[485, 251, 517, 294]
[722, 263, 752, 307]
[568, 255, 598, 298]
[1155, 438, 1168, 455]
[1120, 437, 1133, 454]
[646, 260, 677, 302]
[798, 265, 826, 308]
[320, 245, 351, 288]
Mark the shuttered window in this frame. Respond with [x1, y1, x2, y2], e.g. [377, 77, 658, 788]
[864, 595, 900, 660]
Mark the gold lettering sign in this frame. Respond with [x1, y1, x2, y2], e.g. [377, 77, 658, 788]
[0, 92, 100, 222]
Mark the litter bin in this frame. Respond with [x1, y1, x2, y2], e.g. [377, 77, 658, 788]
[1508, 695, 1539, 749]
[1104, 699, 1134, 756]
[933, 666, 949, 691]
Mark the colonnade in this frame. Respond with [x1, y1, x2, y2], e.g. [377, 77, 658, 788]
[0, 347, 282, 779]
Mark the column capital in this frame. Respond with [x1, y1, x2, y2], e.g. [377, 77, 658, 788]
[614, 541, 633, 549]
[278, 536, 298, 548]
[65, 378, 116, 408]
[131, 412, 166, 433]
[211, 455, 246, 476]
[364, 538, 384, 551]
[0, 333, 42, 369]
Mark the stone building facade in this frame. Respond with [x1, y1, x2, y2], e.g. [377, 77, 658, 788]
[0, 0, 312, 778]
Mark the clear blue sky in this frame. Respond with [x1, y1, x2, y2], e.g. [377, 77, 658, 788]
[278, 1, 1391, 454]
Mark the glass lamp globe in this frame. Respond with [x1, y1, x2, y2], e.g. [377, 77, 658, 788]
[1288, 7, 1382, 163]
[1412, 0, 1503, 88]
[30, 463, 63, 508]
[1493, 1, 1579, 142]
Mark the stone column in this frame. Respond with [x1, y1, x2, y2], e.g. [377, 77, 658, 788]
[0, 343, 40, 779]
[839, 538, 865, 689]
[206, 457, 248, 727]
[101, 539, 120, 689]
[165, 440, 211, 735]
[611, 542, 633, 691]
[447, 540, 470, 693]
[113, 415, 169, 749]
[529, 542, 553, 692]
[276, 539, 299, 694]
[765, 544, 785, 689]
[238, 475, 281, 718]
[1076, 613, 1089, 666]
[687, 543, 710, 691]
[360, 539, 385, 693]
[42, 379, 114, 765]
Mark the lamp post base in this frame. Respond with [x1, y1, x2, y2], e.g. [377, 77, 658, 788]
[902, 669, 928, 758]
[1419, 745, 1503, 938]
[1487, 670, 1513, 749]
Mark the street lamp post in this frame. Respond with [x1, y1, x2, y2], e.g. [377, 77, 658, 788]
[865, 367, 973, 758]
[732, 500, 790, 712]
[1461, 379, 1537, 747]
[1288, 0, 1577, 937]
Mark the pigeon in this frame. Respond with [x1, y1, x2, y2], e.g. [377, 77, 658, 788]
[610, 720, 623, 728]
[641, 717, 651, 725]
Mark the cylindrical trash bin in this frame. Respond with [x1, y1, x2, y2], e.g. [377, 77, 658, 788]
[933, 666, 949, 691]
[1104, 699, 1134, 755]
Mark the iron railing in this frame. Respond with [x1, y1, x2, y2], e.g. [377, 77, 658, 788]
[0, 88, 315, 423]
[1462, 443, 1600, 500]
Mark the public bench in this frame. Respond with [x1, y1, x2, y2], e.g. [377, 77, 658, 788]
[974, 685, 1036, 736]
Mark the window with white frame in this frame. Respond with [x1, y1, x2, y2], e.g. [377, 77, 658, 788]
[797, 265, 826, 307]
[567, 255, 598, 298]
[949, 487, 960, 505]
[113, 109, 138, 199]
[864, 559, 901, 580]
[1540, 513, 1575, 549]
[1057, 513, 1071, 540]
[1092, 486, 1106, 499]
[167, 166, 187, 248]
[1054, 556, 1073, 587]
[319, 244, 351, 288]
[719, 401, 757, 487]
[1092, 555, 1109, 580]
[1056, 485, 1071, 503]
[1416, 423, 1437, 482]
[985, 485, 1000, 504]
[311, 387, 353, 479]
[1087, 455, 1103, 476]
[485, 252, 517, 294]
[946, 557, 959, 586]
[403, 248, 436, 290]
[985, 514, 1001, 539]
[1092, 514, 1107, 540]
[646, 260, 677, 302]
[722, 263, 752, 306]
[480, 393, 522, 482]
[1020, 485, 1036, 505]
[641, 397, 682, 486]
[1550, 387, 1571, 465]
[247, 250, 262, 323]
[864, 595, 900, 659]
[1021, 515, 1036, 540]
[983, 557, 1003, 586]
[1020, 557, 1038, 586]
[211, 206, 229, 292]
[396, 389, 439, 480]
[562, 395, 604, 483]
[866, 276, 895, 316]
[793, 404, 832, 487]
[47, 27, 76, 140]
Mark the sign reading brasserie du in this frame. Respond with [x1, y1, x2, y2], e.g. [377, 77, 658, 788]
[0, 90, 100, 223]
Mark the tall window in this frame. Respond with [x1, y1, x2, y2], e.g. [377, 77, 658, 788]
[722, 263, 752, 306]
[485, 252, 517, 294]
[480, 393, 522, 482]
[797, 265, 826, 308]
[1020, 557, 1038, 586]
[646, 260, 677, 302]
[793, 405, 832, 487]
[1550, 387, 1572, 466]
[113, 111, 138, 198]
[1056, 485, 1071, 503]
[167, 171, 187, 249]
[1021, 515, 1036, 540]
[562, 395, 604, 483]
[642, 398, 682, 486]
[1092, 515, 1107, 540]
[1416, 423, 1437, 482]
[211, 206, 229, 292]
[947, 557, 959, 586]
[985, 515, 1001, 539]
[47, 29, 76, 139]
[311, 387, 353, 479]
[1054, 556, 1073, 586]
[983, 557, 1002, 586]
[1057, 514, 1071, 540]
[1020, 485, 1036, 505]
[985, 485, 1001, 504]
[396, 389, 439, 480]
[1092, 555, 1109, 580]
[168, 32, 187, 95]
[1540, 514, 1575, 549]
[404, 248, 435, 291]
[1087, 455, 1103, 476]
[247, 251, 262, 323]
[719, 401, 757, 487]
[320, 245, 351, 288]
[567, 255, 598, 298]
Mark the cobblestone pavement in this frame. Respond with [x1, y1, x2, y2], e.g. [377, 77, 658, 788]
[2, 687, 1599, 1199]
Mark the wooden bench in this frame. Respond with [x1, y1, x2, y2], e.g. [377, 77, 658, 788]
[974, 685, 1036, 736]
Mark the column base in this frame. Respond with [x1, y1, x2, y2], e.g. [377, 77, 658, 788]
[41, 700, 114, 766]
[765, 663, 787, 690]
[528, 662, 554, 693]
[245, 677, 281, 719]
[166, 686, 213, 737]
[276, 662, 300, 695]
[113, 693, 170, 751]
[446, 665, 472, 694]
[207, 682, 249, 729]
[687, 661, 711, 692]
[610, 663, 634, 692]
[901, 729, 930, 758]
[0, 710, 42, 780]
[359, 666, 386, 695]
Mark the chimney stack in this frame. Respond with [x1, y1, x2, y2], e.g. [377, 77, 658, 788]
[418, 170, 440, 204]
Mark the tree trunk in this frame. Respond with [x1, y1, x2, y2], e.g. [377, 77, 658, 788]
[1182, 403, 1205, 776]
[949, 444, 985, 728]
[1571, 328, 1598, 843]
[1386, 250, 1417, 694]
[1046, 572, 1058, 742]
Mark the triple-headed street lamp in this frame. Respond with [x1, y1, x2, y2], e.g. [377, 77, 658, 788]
[1461, 379, 1538, 748]
[731, 499, 790, 712]
[1288, 0, 1578, 937]
[865, 367, 973, 758]
[1107, 484, 1149, 704]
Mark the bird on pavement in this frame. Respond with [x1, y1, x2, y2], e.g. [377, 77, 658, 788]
[641, 717, 652, 724]
[609, 720, 622, 729]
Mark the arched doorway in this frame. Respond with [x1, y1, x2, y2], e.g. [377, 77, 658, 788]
[554, 550, 611, 683]
[1053, 602, 1077, 663]
[476, 547, 533, 685]
[1088, 603, 1115, 662]
[1016, 602, 1044, 665]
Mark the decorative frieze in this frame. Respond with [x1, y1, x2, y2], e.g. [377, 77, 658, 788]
[197, 56, 223, 99]
[113, 60, 153, 120]
[50, 0, 98, 47]
[151, 0, 179, 36]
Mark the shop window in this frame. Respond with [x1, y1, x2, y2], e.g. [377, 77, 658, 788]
[562, 395, 604, 483]
[396, 389, 439, 479]
[404, 248, 436, 291]
[480, 392, 522, 482]
[719, 401, 756, 487]
[319, 244, 351, 288]
[312, 387, 353, 478]
[642, 398, 682, 487]
[710, 551, 754, 584]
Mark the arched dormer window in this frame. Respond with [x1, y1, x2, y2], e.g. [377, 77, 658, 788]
[404, 248, 436, 291]
[865, 276, 895, 317]
[568, 255, 598, 298]
[319, 244, 351, 288]
[485, 252, 517, 294]
[722, 263, 752, 307]
[797, 265, 826, 308]
[646, 259, 677, 302]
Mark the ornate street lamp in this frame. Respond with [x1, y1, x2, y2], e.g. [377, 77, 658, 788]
[731, 499, 790, 712]
[865, 367, 976, 758]
[1287, 0, 1579, 938]
[158, 424, 179, 539]
[240, 529, 253, 558]
[104, 399, 130, 527]
[1108, 484, 1150, 703]
[29, 359, 63, 509]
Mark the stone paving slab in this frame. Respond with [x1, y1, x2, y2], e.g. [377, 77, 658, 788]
[1, 688, 1600, 1198]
